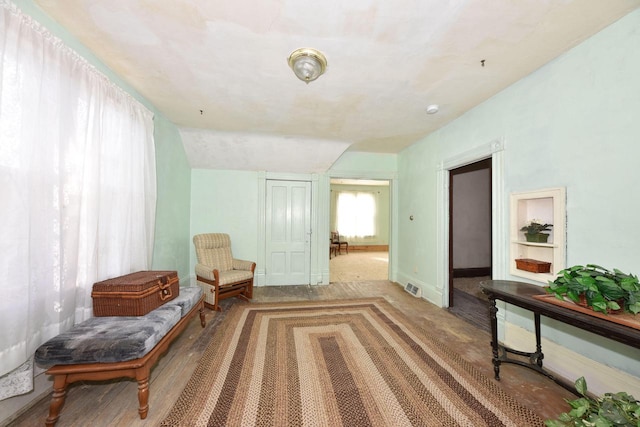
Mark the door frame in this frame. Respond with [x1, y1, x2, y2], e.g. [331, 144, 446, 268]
[325, 171, 398, 285]
[436, 138, 506, 308]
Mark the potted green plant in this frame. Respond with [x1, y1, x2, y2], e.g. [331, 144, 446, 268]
[520, 219, 553, 243]
[547, 264, 640, 315]
[546, 376, 640, 427]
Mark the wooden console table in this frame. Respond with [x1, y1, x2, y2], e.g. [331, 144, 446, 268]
[479, 280, 640, 390]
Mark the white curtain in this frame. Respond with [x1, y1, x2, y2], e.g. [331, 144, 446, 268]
[0, 1, 156, 400]
[336, 191, 377, 239]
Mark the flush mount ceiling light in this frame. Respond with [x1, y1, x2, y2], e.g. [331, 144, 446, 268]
[287, 48, 327, 84]
[426, 104, 439, 115]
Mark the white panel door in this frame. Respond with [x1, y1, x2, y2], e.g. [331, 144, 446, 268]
[266, 180, 311, 285]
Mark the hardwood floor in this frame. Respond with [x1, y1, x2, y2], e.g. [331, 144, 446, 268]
[448, 288, 491, 333]
[329, 250, 388, 282]
[9, 281, 575, 426]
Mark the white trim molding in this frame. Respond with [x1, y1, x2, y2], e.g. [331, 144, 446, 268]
[326, 170, 399, 284]
[436, 138, 505, 308]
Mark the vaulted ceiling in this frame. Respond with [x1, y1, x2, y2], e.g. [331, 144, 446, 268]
[35, 0, 640, 172]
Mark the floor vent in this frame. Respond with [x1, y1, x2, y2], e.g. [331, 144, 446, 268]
[404, 283, 422, 298]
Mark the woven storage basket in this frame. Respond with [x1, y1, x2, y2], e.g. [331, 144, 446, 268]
[515, 258, 551, 273]
[92, 271, 179, 316]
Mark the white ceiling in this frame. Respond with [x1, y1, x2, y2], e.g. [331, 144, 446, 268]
[35, 0, 640, 173]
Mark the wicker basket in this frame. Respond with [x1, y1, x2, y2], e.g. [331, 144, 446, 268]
[515, 258, 551, 274]
[92, 271, 179, 316]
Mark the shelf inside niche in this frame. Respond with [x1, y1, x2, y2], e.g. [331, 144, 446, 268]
[512, 240, 557, 248]
[509, 187, 565, 283]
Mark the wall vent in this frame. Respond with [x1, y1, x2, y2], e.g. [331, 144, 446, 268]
[404, 283, 422, 298]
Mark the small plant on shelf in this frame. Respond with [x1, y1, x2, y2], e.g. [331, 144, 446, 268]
[520, 219, 553, 243]
[545, 376, 640, 427]
[547, 264, 640, 315]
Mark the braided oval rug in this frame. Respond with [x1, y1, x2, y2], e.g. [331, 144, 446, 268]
[161, 298, 543, 427]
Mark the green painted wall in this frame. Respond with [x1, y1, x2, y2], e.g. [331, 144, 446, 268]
[151, 117, 192, 280]
[398, 10, 640, 382]
[190, 169, 260, 273]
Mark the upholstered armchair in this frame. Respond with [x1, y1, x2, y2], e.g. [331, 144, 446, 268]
[193, 233, 256, 311]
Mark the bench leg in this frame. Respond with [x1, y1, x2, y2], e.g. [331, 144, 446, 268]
[136, 369, 150, 419]
[45, 375, 68, 427]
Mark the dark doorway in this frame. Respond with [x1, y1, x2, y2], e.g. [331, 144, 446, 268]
[448, 158, 492, 331]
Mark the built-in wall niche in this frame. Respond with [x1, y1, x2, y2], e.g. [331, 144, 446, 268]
[509, 187, 566, 283]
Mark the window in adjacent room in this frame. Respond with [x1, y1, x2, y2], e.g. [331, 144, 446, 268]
[335, 191, 377, 238]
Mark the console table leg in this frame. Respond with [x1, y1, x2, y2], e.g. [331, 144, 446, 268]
[534, 312, 544, 368]
[488, 297, 501, 380]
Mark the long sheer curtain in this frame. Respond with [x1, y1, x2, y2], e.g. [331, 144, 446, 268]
[0, 1, 156, 399]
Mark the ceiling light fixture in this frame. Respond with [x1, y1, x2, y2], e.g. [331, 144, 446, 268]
[426, 104, 439, 114]
[288, 48, 327, 84]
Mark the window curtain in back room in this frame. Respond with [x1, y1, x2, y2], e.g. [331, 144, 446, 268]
[0, 1, 156, 400]
[335, 191, 377, 239]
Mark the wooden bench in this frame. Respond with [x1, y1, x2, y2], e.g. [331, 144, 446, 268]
[35, 287, 206, 426]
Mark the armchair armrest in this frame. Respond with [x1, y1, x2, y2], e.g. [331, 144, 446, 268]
[195, 263, 218, 281]
[233, 259, 256, 272]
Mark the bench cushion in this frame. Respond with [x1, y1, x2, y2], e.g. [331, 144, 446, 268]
[34, 286, 203, 367]
[168, 286, 202, 316]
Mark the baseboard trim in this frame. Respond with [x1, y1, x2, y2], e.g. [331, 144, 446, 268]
[453, 267, 491, 278]
[504, 323, 640, 397]
[349, 245, 389, 252]
[396, 272, 442, 307]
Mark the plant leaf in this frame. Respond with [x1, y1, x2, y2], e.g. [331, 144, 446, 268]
[591, 301, 608, 314]
[575, 276, 598, 291]
[566, 290, 580, 304]
[569, 406, 588, 418]
[607, 301, 621, 311]
[621, 279, 640, 292]
[628, 302, 640, 314]
[599, 400, 626, 425]
[595, 280, 625, 300]
[575, 377, 588, 396]
[583, 418, 613, 427]
[558, 412, 573, 422]
[595, 276, 616, 284]
[593, 418, 614, 427]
